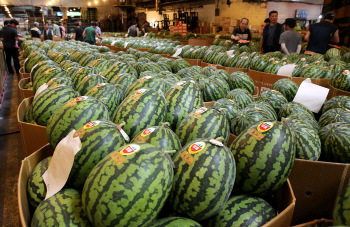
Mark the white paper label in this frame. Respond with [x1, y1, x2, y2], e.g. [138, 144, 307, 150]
[172, 48, 182, 57]
[144, 33, 148, 37]
[43, 130, 82, 199]
[277, 64, 297, 77]
[111, 40, 117, 46]
[124, 42, 129, 48]
[34, 84, 49, 99]
[293, 78, 329, 113]
[215, 35, 220, 39]
[226, 50, 234, 55]
[117, 124, 130, 142]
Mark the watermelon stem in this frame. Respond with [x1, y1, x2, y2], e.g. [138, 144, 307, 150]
[215, 137, 224, 141]
[161, 122, 171, 127]
[119, 121, 126, 128]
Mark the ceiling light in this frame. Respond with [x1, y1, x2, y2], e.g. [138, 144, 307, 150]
[40, 9, 42, 11]
[319, 15, 322, 18]
[95, 0, 98, 3]
[48, 2, 52, 5]
[88, 2, 91, 5]
[73, 8, 75, 10]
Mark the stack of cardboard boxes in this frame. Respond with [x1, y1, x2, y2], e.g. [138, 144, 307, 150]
[221, 17, 240, 33]
[170, 24, 187, 36]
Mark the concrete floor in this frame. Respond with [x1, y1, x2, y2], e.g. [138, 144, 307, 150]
[0, 72, 25, 227]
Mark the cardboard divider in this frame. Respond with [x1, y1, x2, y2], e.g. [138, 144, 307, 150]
[20, 67, 30, 80]
[227, 133, 237, 147]
[18, 78, 34, 100]
[225, 67, 249, 74]
[160, 54, 170, 57]
[326, 84, 350, 100]
[19, 57, 26, 63]
[17, 97, 49, 156]
[204, 101, 215, 107]
[188, 38, 213, 46]
[18, 143, 295, 227]
[136, 48, 150, 52]
[18, 144, 54, 227]
[183, 58, 202, 66]
[289, 159, 350, 226]
[291, 77, 330, 89]
[248, 70, 290, 96]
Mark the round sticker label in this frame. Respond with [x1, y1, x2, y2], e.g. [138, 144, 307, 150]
[209, 139, 223, 147]
[142, 76, 152, 79]
[76, 96, 88, 101]
[141, 128, 155, 137]
[196, 107, 207, 114]
[120, 144, 141, 155]
[83, 121, 100, 129]
[51, 84, 62, 89]
[257, 122, 274, 133]
[344, 70, 349, 75]
[188, 142, 206, 154]
[135, 89, 147, 95]
[97, 83, 107, 87]
[177, 81, 186, 86]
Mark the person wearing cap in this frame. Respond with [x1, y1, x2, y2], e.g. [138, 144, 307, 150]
[279, 18, 302, 54]
[3, 19, 25, 74]
[30, 22, 41, 39]
[83, 22, 101, 45]
[51, 21, 61, 37]
[127, 22, 139, 37]
[304, 12, 339, 55]
[231, 18, 251, 41]
[259, 10, 284, 54]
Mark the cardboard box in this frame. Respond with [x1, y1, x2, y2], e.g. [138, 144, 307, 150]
[20, 67, 30, 80]
[135, 48, 150, 52]
[291, 77, 330, 89]
[188, 39, 212, 46]
[17, 97, 49, 156]
[183, 58, 202, 66]
[248, 70, 290, 96]
[227, 133, 237, 147]
[289, 159, 350, 226]
[18, 78, 34, 100]
[230, 19, 240, 27]
[225, 67, 249, 74]
[327, 84, 350, 100]
[18, 143, 295, 227]
[19, 57, 26, 63]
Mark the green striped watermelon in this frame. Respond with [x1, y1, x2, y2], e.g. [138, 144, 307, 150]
[78, 54, 97, 67]
[175, 107, 230, 146]
[76, 74, 107, 95]
[224, 54, 240, 67]
[66, 120, 127, 189]
[148, 217, 202, 227]
[264, 61, 283, 74]
[33, 68, 70, 94]
[199, 78, 227, 101]
[32, 85, 79, 126]
[66, 66, 81, 79]
[26, 156, 51, 209]
[207, 195, 275, 227]
[279, 102, 314, 119]
[82, 143, 173, 227]
[109, 73, 138, 98]
[124, 76, 163, 98]
[325, 48, 341, 61]
[318, 108, 350, 129]
[322, 95, 350, 114]
[235, 56, 251, 68]
[30, 60, 57, 81]
[226, 88, 254, 109]
[25, 53, 49, 73]
[87, 59, 111, 74]
[53, 52, 73, 64]
[271, 79, 299, 102]
[257, 90, 288, 115]
[227, 72, 255, 94]
[31, 189, 90, 227]
[250, 56, 269, 72]
[230, 120, 295, 195]
[213, 99, 241, 125]
[131, 123, 181, 158]
[330, 70, 350, 92]
[72, 66, 100, 88]
[246, 101, 277, 120]
[103, 62, 137, 81]
[23, 104, 35, 124]
[112, 88, 166, 139]
[300, 65, 326, 78]
[333, 182, 350, 226]
[46, 96, 109, 147]
[169, 138, 235, 220]
[46, 77, 75, 89]
[285, 113, 320, 133]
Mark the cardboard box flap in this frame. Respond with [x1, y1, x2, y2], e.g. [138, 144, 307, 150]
[18, 78, 34, 100]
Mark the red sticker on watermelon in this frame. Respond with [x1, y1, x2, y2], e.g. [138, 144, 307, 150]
[188, 142, 206, 154]
[141, 128, 155, 137]
[135, 88, 147, 95]
[76, 96, 88, 101]
[196, 107, 207, 114]
[120, 144, 140, 155]
[142, 76, 152, 79]
[83, 121, 100, 129]
[97, 83, 107, 87]
[344, 70, 349, 75]
[257, 122, 274, 133]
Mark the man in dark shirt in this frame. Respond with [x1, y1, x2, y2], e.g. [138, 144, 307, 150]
[141, 21, 148, 36]
[0, 20, 9, 41]
[259, 10, 285, 53]
[78, 21, 85, 31]
[3, 19, 25, 74]
[231, 18, 251, 41]
[305, 12, 339, 55]
[73, 22, 83, 41]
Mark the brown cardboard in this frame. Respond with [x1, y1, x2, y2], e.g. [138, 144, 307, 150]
[20, 67, 30, 80]
[289, 159, 350, 226]
[226, 67, 249, 74]
[19, 57, 26, 62]
[17, 97, 49, 156]
[18, 78, 34, 100]
[327, 84, 350, 100]
[227, 133, 237, 147]
[293, 219, 333, 227]
[291, 77, 330, 88]
[248, 70, 290, 96]
[18, 144, 295, 227]
[200, 62, 219, 68]
[188, 38, 212, 46]
[135, 48, 150, 52]
[18, 144, 54, 227]
[160, 54, 170, 57]
[183, 58, 202, 66]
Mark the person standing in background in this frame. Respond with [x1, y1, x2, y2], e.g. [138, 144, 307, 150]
[279, 18, 302, 54]
[141, 21, 148, 36]
[304, 12, 339, 55]
[59, 22, 65, 38]
[231, 18, 251, 41]
[127, 22, 139, 37]
[264, 18, 270, 26]
[294, 22, 302, 31]
[3, 19, 25, 74]
[0, 20, 10, 41]
[30, 22, 41, 39]
[51, 21, 61, 37]
[78, 21, 85, 31]
[95, 22, 101, 36]
[73, 22, 83, 41]
[83, 22, 101, 45]
[259, 10, 285, 53]
[43, 23, 54, 41]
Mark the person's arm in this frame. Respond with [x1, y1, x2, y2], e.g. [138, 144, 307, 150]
[248, 30, 252, 41]
[259, 36, 264, 53]
[332, 29, 340, 44]
[82, 29, 86, 39]
[296, 44, 302, 54]
[15, 37, 26, 41]
[136, 28, 140, 37]
[51, 30, 54, 40]
[281, 43, 289, 54]
[304, 31, 310, 42]
[73, 32, 76, 40]
[231, 28, 239, 40]
[95, 30, 101, 39]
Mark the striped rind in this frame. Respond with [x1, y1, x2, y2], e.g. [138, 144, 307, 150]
[109, 73, 137, 98]
[230, 120, 295, 195]
[318, 108, 350, 129]
[228, 72, 255, 94]
[333, 182, 350, 226]
[271, 79, 299, 102]
[82, 143, 173, 227]
[322, 95, 350, 114]
[199, 79, 227, 102]
[169, 138, 236, 220]
[103, 62, 136, 82]
[207, 195, 275, 227]
[31, 188, 91, 227]
[226, 88, 254, 109]
[76, 74, 106, 95]
[279, 102, 314, 119]
[72, 67, 100, 88]
[87, 59, 111, 74]
[213, 98, 241, 125]
[246, 101, 277, 120]
[147, 217, 202, 227]
[257, 90, 288, 115]
[46, 77, 75, 89]
[33, 68, 70, 93]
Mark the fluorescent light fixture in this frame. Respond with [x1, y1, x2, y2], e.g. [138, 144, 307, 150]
[318, 15, 322, 18]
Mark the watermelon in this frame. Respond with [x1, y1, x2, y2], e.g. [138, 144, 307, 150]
[169, 138, 235, 220]
[72, 66, 100, 88]
[66, 120, 127, 189]
[32, 85, 79, 126]
[325, 48, 340, 61]
[112, 88, 166, 139]
[124, 76, 164, 98]
[53, 52, 73, 64]
[23, 104, 35, 124]
[226, 88, 254, 109]
[246, 101, 277, 120]
[207, 195, 275, 227]
[279, 102, 314, 119]
[82, 143, 173, 227]
[264, 61, 283, 74]
[148, 217, 202, 227]
[319, 108, 350, 130]
[235, 56, 251, 68]
[230, 120, 295, 195]
[165, 81, 204, 130]
[87, 59, 111, 74]
[25, 53, 49, 73]
[322, 95, 350, 114]
[271, 79, 299, 102]
[26, 157, 51, 209]
[66, 66, 81, 79]
[103, 62, 137, 81]
[227, 71, 255, 94]
[212, 98, 241, 125]
[231, 107, 274, 136]
[330, 70, 350, 91]
[78, 54, 97, 67]
[33, 68, 70, 94]
[257, 90, 288, 115]
[333, 182, 350, 226]
[131, 123, 182, 158]
[285, 113, 320, 133]
[224, 55, 240, 67]
[250, 56, 268, 72]
[109, 73, 138, 98]
[175, 107, 230, 146]
[283, 117, 321, 161]
[199, 78, 227, 101]
[45, 77, 75, 89]
[46, 96, 109, 148]
[300, 65, 326, 78]
[30, 60, 57, 81]
[76, 74, 107, 95]
[31, 189, 91, 227]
